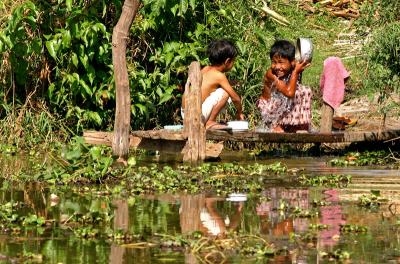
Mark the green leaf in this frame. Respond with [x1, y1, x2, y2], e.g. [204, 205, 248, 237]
[170, 4, 179, 15]
[48, 83, 56, 101]
[61, 30, 71, 48]
[0, 33, 13, 49]
[90, 147, 102, 160]
[45, 40, 59, 60]
[87, 66, 95, 85]
[72, 53, 79, 67]
[65, 148, 82, 161]
[127, 157, 136, 166]
[86, 111, 102, 126]
[159, 93, 173, 105]
[189, 0, 196, 10]
[93, 23, 106, 34]
[101, 156, 113, 176]
[178, 0, 188, 16]
[66, 0, 72, 11]
[79, 54, 89, 70]
[79, 79, 92, 96]
[135, 103, 146, 115]
[165, 52, 174, 66]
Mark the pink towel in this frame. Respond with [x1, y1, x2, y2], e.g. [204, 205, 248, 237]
[320, 57, 350, 109]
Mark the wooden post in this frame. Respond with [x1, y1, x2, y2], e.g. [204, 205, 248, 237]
[182, 62, 206, 162]
[111, 0, 140, 160]
[320, 102, 334, 133]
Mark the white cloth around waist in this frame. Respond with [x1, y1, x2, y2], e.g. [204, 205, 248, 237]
[181, 88, 231, 122]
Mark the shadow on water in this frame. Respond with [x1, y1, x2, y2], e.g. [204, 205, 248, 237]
[1, 154, 400, 263]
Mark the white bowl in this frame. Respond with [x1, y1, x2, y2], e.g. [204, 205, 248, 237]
[226, 193, 247, 202]
[164, 125, 183, 130]
[227, 121, 249, 131]
[295, 38, 313, 63]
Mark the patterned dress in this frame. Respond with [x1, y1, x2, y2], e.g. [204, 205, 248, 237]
[257, 74, 312, 131]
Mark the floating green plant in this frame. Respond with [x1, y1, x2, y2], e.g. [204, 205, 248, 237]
[340, 224, 368, 233]
[358, 190, 387, 208]
[298, 174, 352, 188]
[319, 249, 351, 261]
[309, 224, 329, 230]
[329, 150, 391, 167]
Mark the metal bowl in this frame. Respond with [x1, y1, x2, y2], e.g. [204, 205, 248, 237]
[295, 38, 313, 63]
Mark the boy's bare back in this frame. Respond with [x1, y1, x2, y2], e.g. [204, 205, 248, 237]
[200, 66, 226, 103]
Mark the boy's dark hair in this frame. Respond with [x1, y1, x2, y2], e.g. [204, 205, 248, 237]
[207, 39, 238, 65]
[269, 40, 295, 61]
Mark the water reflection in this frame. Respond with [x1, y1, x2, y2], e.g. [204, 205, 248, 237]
[1, 156, 400, 263]
[180, 194, 243, 237]
[257, 188, 310, 236]
[320, 189, 345, 248]
[109, 200, 128, 264]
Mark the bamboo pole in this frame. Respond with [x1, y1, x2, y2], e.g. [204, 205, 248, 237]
[112, 0, 140, 160]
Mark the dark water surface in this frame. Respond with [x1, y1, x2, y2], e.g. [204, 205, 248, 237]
[1, 155, 400, 263]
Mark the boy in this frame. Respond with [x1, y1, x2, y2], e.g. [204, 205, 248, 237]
[182, 39, 244, 130]
[257, 40, 312, 132]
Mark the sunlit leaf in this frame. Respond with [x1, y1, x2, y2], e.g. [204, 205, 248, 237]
[45, 40, 58, 60]
[66, 0, 72, 11]
[72, 53, 79, 67]
[80, 79, 92, 96]
[189, 0, 196, 11]
[178, 0, 188, 17]
[90, 147, 102, 160]
[159, 93, 173, 105]
[86, 111, 102, 126]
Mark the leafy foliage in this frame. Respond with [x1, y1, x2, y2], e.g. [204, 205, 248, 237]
[1, 0, 399, 141]
[0, 0, 275, 134]
[0, 0, 121, 133]
[356, 1, 400, 98]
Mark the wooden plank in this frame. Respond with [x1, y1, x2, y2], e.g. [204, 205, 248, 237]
[206, 129, 400, 143]
[131, 130, 187, 140]
[83, 131, 222, 158]
[86, 129, 400, 145]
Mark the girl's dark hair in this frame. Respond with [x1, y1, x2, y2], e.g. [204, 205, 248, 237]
[207, 39, 238, 65]
[269, 40, 295, 61]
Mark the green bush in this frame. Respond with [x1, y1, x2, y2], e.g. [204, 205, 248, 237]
[355, 0, 400, 98]
[0, 0, 275, 133]
[362, 22, 400, 96]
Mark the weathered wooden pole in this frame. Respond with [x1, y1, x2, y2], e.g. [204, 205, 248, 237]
[112, 0, 140, 160]
[320, 102, 334, 133]
[182, 62, 206, 162]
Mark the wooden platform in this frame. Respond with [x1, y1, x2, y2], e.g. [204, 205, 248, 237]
[84, 128, 400, 158]
[129, 128, 400, 143]
[205, 128, 400, 143]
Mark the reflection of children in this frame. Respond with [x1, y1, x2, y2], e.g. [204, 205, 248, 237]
[200, 198, 243, 237]
[257, 40, 312, 132]
[182, 39, 244, 130]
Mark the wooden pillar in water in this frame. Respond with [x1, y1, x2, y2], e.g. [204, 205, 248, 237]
[320, 102, 334, 133]
[182, 62, 206, 162]
[111, 0, 140, 160]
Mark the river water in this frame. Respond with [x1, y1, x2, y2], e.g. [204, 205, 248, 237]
[1, 155, 400, 263]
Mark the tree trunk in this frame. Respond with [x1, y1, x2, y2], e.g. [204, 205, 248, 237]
[112, 0, 140, 159]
